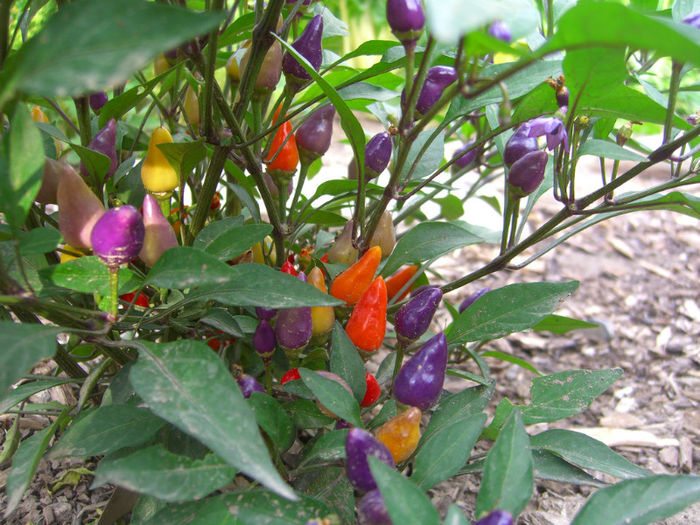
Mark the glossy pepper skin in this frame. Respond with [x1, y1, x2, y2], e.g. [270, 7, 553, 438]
[36, 158, 65, 205]
[296, 104, 336, 164]
[91, 206, 145, 267]
[358, 489, 392, 525]
[57, 164, 106, 250]
[394, 287, 442, 344]
[237, 374, 265, 399]
[327, 220, 358, 266]
[183, 84, 200, 129]
[80, 118, 118, 180]
[416, 66, 457, 116]
[280, 367, 301, 385]
[254, 319, 276, 362]
[368, 211, 396, 258]
[385, 265, 418, 301]
[451, 140, 477, 172]
[308, 267, 335, 338]
[275, 272, 312, 355]
[458, 287, 490, 313]
[138, 194, 178, 267]
[282, 14, 323, 88]
[265, 114, 299, 176]
[375, 406, 422, 463]
[474, 510, 514, 525]
[386, 0, 425, 49]
[345, 276, 388, 352]
[393, 333, 448, 411]
[89, 92, 108, 113]
[504, 125, 538, 167]
[364, 132, 392, 179]
[330, 245, 382, 305]
[345, 428, 395, 492]
[141, 127, 178, 196]
[240, 40, 283, 96]
[256, 306, 277, 321]
[508, 150, 548, 198]
[361, 372, 381, 407]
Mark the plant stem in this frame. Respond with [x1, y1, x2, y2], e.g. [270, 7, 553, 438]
[187, 146, 230, 243]
[0, 0, 10, 68]
[202, 0, 225, 140]
[663, 60, 682, 146]
[289, 161, 309, 222]
[108, 266, 119, 320]
[73, 96, 92, 146]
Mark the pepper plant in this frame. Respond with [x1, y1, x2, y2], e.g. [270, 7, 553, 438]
[0, 0, 699, 523]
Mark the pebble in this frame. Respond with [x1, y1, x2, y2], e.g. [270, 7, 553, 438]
[659, 446, 679, 468]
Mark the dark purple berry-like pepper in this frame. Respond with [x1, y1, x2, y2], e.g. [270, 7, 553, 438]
[488, 20, 512, 43]
[296, 104, 335, 164]
[358, 489, 392, 525]
[556, 86, 569, 108]
[364, 132, 393, 179]
[90, 205, 145, 267]
[282, 14, 323, 88]
[393, 333, 448, 411]
[394, 287, 442, 344]
[254, 319, 276, 362]
[504, 124, 539, 167]
[345, 428, 395, 492]
[256, 306, 277, 321]
[508, 150, 548, 198]
[274, 272, 312, 356]
[237, 373, 265, 399]
[475, 510, 514, 525]
[89, 92, 108, 113]
[451, 140, 477, 172]
[386, 0, 425, 49]
[80, 118, 118, 179]
[458, 287, 490, 313]
[402, 66, 457, 118]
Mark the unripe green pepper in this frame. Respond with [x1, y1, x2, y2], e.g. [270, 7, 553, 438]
[327, 220, 358, 266]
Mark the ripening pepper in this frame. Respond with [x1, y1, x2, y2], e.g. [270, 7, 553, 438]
[296, 104, 336, 164]
[345, 276, 387, 352]
[275, 272, 312, 355]
[154, 53, 170, 76]
[503, 124, 538, 167]
[458, 287, 489, 313]
[57, 164, 105, 250]
[309, 267, 335, 338]
[141, 126, 178, 196]
[225, 41, 250, 84]
[89, 92, 108, 113]
[265, 115, 299, 178]
[120, 291, 150, 308]
[508, 150, 548, 198]
[393, 333, 448, 411]
[451, 140, 477, 173]
[36, 158, 65, 205]
[240, 40, 283, 96]
[368, 211, 396, 258]
[31, 105, 49, 124]
[280, 367, 301, 385]
[282, 14, 324, 89]
[475, 510, 514, 525]
[394, 287, 442, 344]
[364, 132, 392, 179]
[237, 373, 265, 399]
[385, 265, 418, 302]
[80, 118, 118, 180]
[358, 489, 392, 525]
[327, 220, 358, 266]
[375, 406, 421, 463]
[280, 259, 297, 276]
[386, 0, 425, 49]
[345, 427, 395, 492]
[401, 66, 457, 118]
[184, 83, 200, 129]
[361, 372, 381, 407]
[488, 20, 512, 43]
[254, 319, 276, 362]
[90, 205, 145, 267]
[138, 194, 178, 267]
[330, 245, 382, 305]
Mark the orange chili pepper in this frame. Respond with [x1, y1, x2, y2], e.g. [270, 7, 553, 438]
[330, 245, 382, 305]
[265, 109, 299, 173]
[375, 407, 422, 464]
[385, 265, 418, 301]
[345, 276, 387, 352]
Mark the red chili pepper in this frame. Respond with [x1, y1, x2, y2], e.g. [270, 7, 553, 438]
[120, 291, 150, 308]
[281, 260, 298, 276]
[345, 276, 387, 352]
[280, 367, 301, 384]
[385, 265, 418, 301]
[265, 111, 299, 173]
[320, 253, 329, 263]
[210, 192, 221, 210]
[330, 246, 382, 305]
[361, 373, 380, 407]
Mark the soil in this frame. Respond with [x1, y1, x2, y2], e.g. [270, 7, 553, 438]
[1, 130, 698, 524]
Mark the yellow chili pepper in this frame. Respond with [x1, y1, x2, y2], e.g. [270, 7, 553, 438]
[141, 127, 179, 197]
[375, 407, 422, 464]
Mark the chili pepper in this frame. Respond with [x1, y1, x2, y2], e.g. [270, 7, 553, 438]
[281, 260, 298, 276]
[89, 92, 108, 113]
[57, 163, 105, 250]
[385, 265, 418, 301]
[120, 291, 149, 308]
[475, 510, 514, 525]
[280, 367, 301, 385]
[488, 20, 512, 43]
[458, 287, 490, 313]
[345, 427, 395, 492]
[254, 319, 276, 363]
[308, 267, 335, 339]
[252, 237, 276, 266]
[31, 105, 49, 123]
[296, 104, 336, 164]
[402, 66, 457, 118]
[345, 276, 387, 352]
[335, 419, 352, 430]
[210, 192, 221, 211]
[503, 124, 538, 167]
[256, 306, 277, 321]
[508, 150, 548, 198]
[207, 330, 236, 351]
[375, 406, 421, 464]
[394, 287, 442, 344]
[358, 489, 392, 525]
[364, 132, 392, 179]
[556, 86, 569, 108]
[410, 284, 439, 297]
[263, 171, 293, 198]
[327, 220, 359, 266]
[361, 372, 380, 407]
[368, 211, 396, 258]
[141, 126, 179, 196]
[265, 113, 298, 177]
[320, 253, 329, 264]
[315, 370, 353, 419]
[275, 272, 312, 356]
[393, 333, 448, 411]
[282, 14, 324, 90]
[237, 373, 265, 399]
[139, 194, 178, 267]
[80, 117, 118, 180]
[154, 53, 169, 76]
[184, 83, 200, 129]
[451, 140, 477, 173]
[386, 0, 425, 49]
[36, 158, 65, 205]
[240, 40, 283, 96]
[91, 205, 145, 267]
[330, 245, 382, 305]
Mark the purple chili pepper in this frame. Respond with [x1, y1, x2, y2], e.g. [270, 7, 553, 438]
[386, 0, 425, 49]
[393, 333, 448, 411]
[282, 14, 323, 88]
[139, 194, 178, 267]
[364, 132, 393, 179]
[358, 489, 392, 525]
[80, 118, 118, 179]
[296, 104, 336, 163]
[394, 287, 443, 344]
[508, 150, 548, 198]
[402, 66, 457, 117]
[275, 272, 312, 355]
[345, 428, 395, 492]
[451, 140, 477, 172]
[458, 287, 490, 313]
[90, 205, 145, 267]
[504, 124, 539, 167]
[488, 20, 512, 43]
[237, 373, 265, 399]
[475, 510, 514, 525]
[89, 92, 108, 113]
[254, 319, 276, 362]
[256, 306, 277, 321]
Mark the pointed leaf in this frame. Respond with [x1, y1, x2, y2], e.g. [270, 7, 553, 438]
[0, 322, 61, 394]
[0, 377, 75, 415]
[42, 256, 141, 296]
[444, 504, 471, 525]
[299, 368, 363, 428]
[248, 392, 294, 453]
[532, 449, 606, 487]
[330, 322, 367, 403]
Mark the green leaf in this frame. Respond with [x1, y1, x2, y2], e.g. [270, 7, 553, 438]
[136, 495, 238, 525]
[72, 143, 111, 180]
[403, 129, 445, 181]
[294, 466, 354, 525]
[42, 256, 141, 297]
[157, 140, 207, 181]
[0, 378, 75, 415]
[633, 190, 700, 219]
[297, 429, 349, 468]
[200, 309, 248, 338]
[369, 457, 441, 525]
[530, 429, 651, 480]
[248, 392, 294, 453]
[382, 221, 488, 276]
[92, 446, 237, 502]
[4, 413, 64, 517]
[129, 340, 296, 500]
[578, 139, 647, 162]
[480, 351, 541, 375]
[299, 368, 363, 428]
[532, 449, 606, 487]
[0, 104, 44, 232]
[413, 413, 486, 490]
[223, 490, 330, 524]
[532, 314, 599, 334]
[572, 474, 700, 525]
[201, 223, 272, 262]
[18, 227, 61, 255]
[329, 322, 367, 404]
[0, 0, 226, 104]
[0, 322, 60, 394]
[192, 217, 245, 252]
[475, 408, 533, 517]
[435, 195, 465, 220]
[50, 404, 166, 458]
[448, 281, 579, 344]
[443, 504, 471, 525]
[283, 398, 335, 429]
[521, 368, 623, 424]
